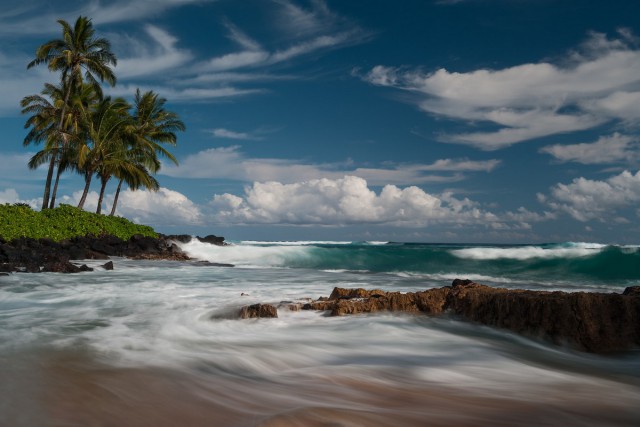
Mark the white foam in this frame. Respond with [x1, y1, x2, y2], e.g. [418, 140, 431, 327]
[239, 240, 353, 246]
[178, 240, 313, 267]
[450, 245, 604, 260]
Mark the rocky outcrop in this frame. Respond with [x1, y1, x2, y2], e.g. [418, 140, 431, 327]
[0, 234, 197, 273]
[296, 280, 640, 354]
[196, 234, 226, 246]
[239, 304, 279, 319]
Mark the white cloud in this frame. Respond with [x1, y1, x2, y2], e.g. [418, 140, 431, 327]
[210, 128, 260, 140]
[210, 175, 503, 226]
[273, 0, 339, 38]
[58, 187, 203, 226]
[541, 170, 640, 221]
[0, 188, 39, 207]
[107, 83, 263, 102]
[0, 0, 219, 34]
[114, 25, 193, 78]
[209, 175, 551, 229]
[0, 188, 20, 204]
[112, 187, 203, 226]
[161, 146, 500, 185]
[540, 133, 640, 164]
[362, 30, 640, 150]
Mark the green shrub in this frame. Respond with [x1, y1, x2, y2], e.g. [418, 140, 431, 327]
[0, 203, 157, 241]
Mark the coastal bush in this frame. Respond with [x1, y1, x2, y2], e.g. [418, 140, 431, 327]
[0, 203, 157, 241]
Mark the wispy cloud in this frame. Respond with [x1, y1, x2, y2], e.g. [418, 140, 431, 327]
[0, 0, 220, 34]
[114, 25, 194, 79]
[161, 146, 499, 185]
[540, 133, 640, 165]
[209, 128, 263, 140]
[362, 30, 640, 150]
[0, 1, 369, 112]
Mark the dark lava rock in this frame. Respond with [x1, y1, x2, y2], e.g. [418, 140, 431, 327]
[42, 261, 93, 273]
[0, 232, 230, 273]
[239, 303, 278, 319]
[102, 261, 114, 270]
[163, 234, 193, 243]
[197, 235, 226, 246]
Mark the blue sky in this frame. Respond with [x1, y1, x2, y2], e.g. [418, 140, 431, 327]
[2, 0, 640, 243]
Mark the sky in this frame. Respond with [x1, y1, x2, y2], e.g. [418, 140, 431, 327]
[1, 0, 640, 243]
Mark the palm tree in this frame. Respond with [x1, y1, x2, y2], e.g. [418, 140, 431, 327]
[22, 81, 100, 208]
[107, 89, 185, 216]
[48, 83, 99, 208]
[76, 96, 130, 210]
[27, 16, 116, 209]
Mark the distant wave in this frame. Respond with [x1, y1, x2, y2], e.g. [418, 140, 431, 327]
[177, 240, 640, 284]
[450, 243, 607, 261]
[238, 241, 390, 246]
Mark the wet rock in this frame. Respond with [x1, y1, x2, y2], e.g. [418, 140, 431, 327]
[197, 235, 226, 246]
[163, 234, 192, 243]
[0, 232, 228, 273]
[623, 286, 640, 296]
[298, 281, 640, 354]
[102, 261, 114, 270]
[42, 261, 93, 273]
[239, 304, 278, 319]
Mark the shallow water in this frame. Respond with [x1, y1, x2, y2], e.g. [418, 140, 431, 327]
[1, 242, 639, 426]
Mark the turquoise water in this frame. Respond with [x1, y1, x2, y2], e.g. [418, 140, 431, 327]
[0, 240, 639, 426]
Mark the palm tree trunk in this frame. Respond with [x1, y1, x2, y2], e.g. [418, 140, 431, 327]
[109, 179, 124, 216]
[96, 175, 110, 215]
[41, 154, 56, 210]
[49, 161, 63, 209]
[43, 85, 71, 210]
[77, 173, 93, 210]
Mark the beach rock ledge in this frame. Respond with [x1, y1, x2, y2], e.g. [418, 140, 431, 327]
[244, 279, 640, 354]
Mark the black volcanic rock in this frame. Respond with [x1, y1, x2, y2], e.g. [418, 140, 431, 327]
[0, 233, 229, 273]
[197, 235, 226, 245]
[163, 234, 193, 243]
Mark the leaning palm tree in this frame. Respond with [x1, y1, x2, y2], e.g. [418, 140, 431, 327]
[27, 16, 116, 209]
[76, 96, 130, 210]
[107, 89, 185, 215]
[22, 81, 99, 208]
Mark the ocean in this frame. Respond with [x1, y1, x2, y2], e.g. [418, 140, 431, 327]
[1, 241, 639, 426]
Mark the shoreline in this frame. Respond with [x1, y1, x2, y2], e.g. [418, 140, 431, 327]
[0, 233, 229, 273]
[2, 236, 638, 354]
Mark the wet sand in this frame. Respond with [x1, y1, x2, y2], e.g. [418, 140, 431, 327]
[2, 349, 639, 427]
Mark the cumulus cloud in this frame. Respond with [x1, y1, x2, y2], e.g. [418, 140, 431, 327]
[209, 175, 549, 230]
[0, 188, 20, 204]
[540, 133, 640, 165]
[161, 146, 500, 185]
[540, 170, 640, 221]
[111, 188, 203, 226]
[0, 188, 39, 207]
[210, 176, 503, 226]
[57, 187, 203, 226]
[362, 30, 640, 150]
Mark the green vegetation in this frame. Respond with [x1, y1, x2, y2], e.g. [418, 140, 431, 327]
[0, 203, 157, 242]
[22, 16, 184, 215]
